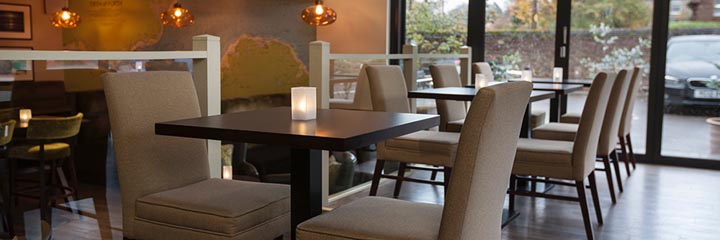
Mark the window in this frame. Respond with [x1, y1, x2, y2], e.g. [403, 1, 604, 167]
[670, 0, 682, 16]
[714, 0, 720, 17]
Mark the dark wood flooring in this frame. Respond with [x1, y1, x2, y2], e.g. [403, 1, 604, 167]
[7, 164, 720, 239]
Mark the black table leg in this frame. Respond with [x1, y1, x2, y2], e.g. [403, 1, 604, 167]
[549, 94, 565, 122]
[290, 148, 323, 239]
[520, 103, 532, 138]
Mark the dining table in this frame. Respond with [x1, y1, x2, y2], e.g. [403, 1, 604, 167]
[408, 86, 555, 138]
[466, 82, 584, 122]
[155, 107, 440, 239]
[508, 78, 593, 87]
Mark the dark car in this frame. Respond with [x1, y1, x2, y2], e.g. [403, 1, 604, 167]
[665, 35, 720, 113]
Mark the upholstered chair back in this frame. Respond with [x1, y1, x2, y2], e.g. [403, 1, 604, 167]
[0, 120, 15, 146]
[472, 62, 495, 82]
[430, 64, 467, 131]
[571, 72, 614, 180]
[26, 113, 83, 140]
[102, 71, 210, 238]
[366, 65, 411, 113]
[439, 82, 532, 240]
[351, 64, 374, 111]
[619, 66, 642, 137]
[597, 69, 632, 155]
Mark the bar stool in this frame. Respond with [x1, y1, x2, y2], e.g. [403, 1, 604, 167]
[9, 113, 83, 223]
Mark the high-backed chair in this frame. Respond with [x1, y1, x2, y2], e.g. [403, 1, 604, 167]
[561, 67, 641, 176]
[430, 64, 466, 132]
[366, 66, 460, 197]
[297, 82, 533, 240]
[472, 62, 546, 128]
[329, 64, 373, 111]
[103, 71, 290, 240]
[532, 69, 632, 203]
[10, 113, 83, 223]
[509, 72, 614, 240]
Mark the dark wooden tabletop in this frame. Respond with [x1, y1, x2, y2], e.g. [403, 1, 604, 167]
[155, 107, 439, 151]
[509, 78, 593, 87]
[408, 87, 555, 102]
[465, 82, 584, 94]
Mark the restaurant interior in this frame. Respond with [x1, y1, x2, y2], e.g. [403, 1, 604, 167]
[1, 0, 719, 239]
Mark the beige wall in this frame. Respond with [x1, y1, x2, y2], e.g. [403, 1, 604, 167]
[0, 0, 64, 81]
[316, 0, 389, 54]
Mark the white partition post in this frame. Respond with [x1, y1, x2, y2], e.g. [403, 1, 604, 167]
[309, 41, 331, 205]
[192, 35, 222, 178]
[460, 46, 472, 85]
[402, 44, 418, 113]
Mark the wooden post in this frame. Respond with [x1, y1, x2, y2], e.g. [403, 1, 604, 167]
[309, 41, 330, 205]
[403, 44, 418, 113]
[192, 35, 222, 178]
[460, 46, 472, 85]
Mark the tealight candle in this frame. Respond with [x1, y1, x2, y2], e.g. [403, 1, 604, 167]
[291, 87, 317, 121]
[553, 67, 564, 82]
[521, 69, 533, 82]
[222, 165, 233, 180]
[475, 74, 489, 91]
[19, 109, 31, 128]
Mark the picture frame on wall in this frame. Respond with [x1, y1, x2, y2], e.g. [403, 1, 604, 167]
[0, 4, 32, 40]
[0, 47, 34, 82]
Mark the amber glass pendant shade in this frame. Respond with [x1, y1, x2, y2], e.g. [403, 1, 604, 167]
[301, 1, 337, 26]
[161, 3, 194, 28]
[51, 7, 81, 29]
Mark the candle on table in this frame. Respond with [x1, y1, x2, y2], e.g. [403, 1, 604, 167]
[553, 67, 564, 82]
[19, 109, 32, 128]
[521, 68, 533, 82]
[222, 165, 233, 180]
[291, 87, 317, 121]
[475, 73, 489, 91]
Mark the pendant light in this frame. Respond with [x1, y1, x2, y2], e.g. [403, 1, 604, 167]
[301, 0, 337, 26]
[51, 0, 81, 29]
[161, 3, 194, 28]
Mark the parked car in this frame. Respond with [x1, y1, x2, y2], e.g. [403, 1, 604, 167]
[665, 35, 720, 113]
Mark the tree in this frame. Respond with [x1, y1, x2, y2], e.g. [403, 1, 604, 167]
[406, 1, 467, 53]
[571, 0, 651, 29]
[507, 0, 556, 30]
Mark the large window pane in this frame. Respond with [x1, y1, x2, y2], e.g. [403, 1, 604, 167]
[568, 0, 653, 154]
[662, 2, 720, 160]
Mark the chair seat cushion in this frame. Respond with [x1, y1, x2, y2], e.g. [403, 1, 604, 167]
[10, 142, 71, 160]
[513, 138, 575, 179]
[531, 110, 546, 128]
[532, 123, 579, 142]
[381, 130, 459, 166]
[297, 197, 442, 240]
[446, 119, 464, 132]
[560, 112, 581, 124]
[136, 179, 290, 237]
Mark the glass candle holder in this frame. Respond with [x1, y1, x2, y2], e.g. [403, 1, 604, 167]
[553, 67, 564, 82]
[222, 165, 233, 180]
[475, 74, 489, 91]
[19, 109, 31, 128]
[291, 87, 317, 121]
[521, 70, 533, 82]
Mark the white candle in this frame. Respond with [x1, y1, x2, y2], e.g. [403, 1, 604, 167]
[521, 70, 533, 82]
[222, 165, 233, 180]
[19, 109, 31, 128]
[291, 87, 317, 121]
[553, 67, 564, 82]
[475, 74, 488, 91]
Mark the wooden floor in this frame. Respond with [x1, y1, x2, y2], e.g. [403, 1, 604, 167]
[8, 163, 720, 239]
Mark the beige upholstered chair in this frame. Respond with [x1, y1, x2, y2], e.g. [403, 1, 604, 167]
[510, 72, 615, 240]
[560, 67, 641, 176]
[365, 66, 460, 197]
[430, 64, 467, 132]
[103, 71, 290, 240]
[532, 69, 632, 203]
[329, 64, 373, 111]
[297, 82, 533, 240]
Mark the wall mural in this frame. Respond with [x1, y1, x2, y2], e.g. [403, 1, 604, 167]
[62, 0, 315, 112]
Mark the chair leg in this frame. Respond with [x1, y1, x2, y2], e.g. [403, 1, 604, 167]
[393, 163, 406, 198]
[37, 158, 49, 223]
[626, 134, 637, 169]
[588, 172, 603, 225]
[430, 167, 438, 181]
[575, 180, 594, 240]
[65, 157, 80, 201]
[600, 156, 616, 204]
[50, 159, 59, 207]
[509, 175, 517, 213]
[618, 136, 632, 176]
[530, 176, 538, 193]
[7, 158, 15, 236]
[369, 160, 385, 196]
[611, 150, 624, 193]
